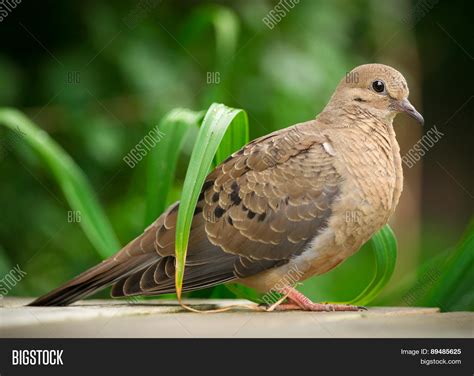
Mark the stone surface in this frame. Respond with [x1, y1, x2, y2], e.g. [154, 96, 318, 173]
[1, 297, 472, 338]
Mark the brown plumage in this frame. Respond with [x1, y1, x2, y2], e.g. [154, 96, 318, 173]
[29, 64, 423, 309]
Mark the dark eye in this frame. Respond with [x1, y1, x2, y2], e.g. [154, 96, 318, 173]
[372, 80, 385, 93]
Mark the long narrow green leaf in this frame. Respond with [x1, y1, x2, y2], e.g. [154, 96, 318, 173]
[374, 247, 450, 307]
[208, 5, 239, 67]
[0, 246, 13, 277]
[145, 109, 203, 224]
[174, 103, 248, 298]
[0, 108, 120, 258]
[418, 218, 474, 310]
[181, 5, 240, 67]
[343, 224, 398, 306]
[214, 110, 249, 165]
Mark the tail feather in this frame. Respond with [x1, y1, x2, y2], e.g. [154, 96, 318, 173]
[27, 254, 154, 306]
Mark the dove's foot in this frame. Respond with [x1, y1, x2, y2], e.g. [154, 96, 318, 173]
[270, 286, 366, 312]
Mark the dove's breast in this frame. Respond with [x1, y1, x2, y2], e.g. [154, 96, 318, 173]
[285, 125, 403, 282]
[335, 125, 402, 237]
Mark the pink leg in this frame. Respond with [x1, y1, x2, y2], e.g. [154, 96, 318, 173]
[272, 286, 366, 312]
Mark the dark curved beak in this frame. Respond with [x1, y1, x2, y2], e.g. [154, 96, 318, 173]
[396, 98, 424, 125]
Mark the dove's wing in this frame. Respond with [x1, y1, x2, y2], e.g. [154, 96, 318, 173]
[110, 121, 342, 296]
[201, 122, 341, 275]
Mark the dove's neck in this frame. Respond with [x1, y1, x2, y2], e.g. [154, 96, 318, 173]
[317, 101, 399, 171]
[318, 100, 395, 138]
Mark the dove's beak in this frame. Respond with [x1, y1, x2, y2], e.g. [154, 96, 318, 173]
[396, 98, 424, 125]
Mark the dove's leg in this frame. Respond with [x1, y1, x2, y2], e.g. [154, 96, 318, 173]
[273, 286, 365, 312]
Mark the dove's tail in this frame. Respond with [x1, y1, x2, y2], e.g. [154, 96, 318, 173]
[27, 253, 153, 306]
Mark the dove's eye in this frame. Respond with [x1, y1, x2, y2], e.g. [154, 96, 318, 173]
[372, 80, 385, 93]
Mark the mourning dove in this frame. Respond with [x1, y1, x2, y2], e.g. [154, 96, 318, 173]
[29, 64, 423, 310]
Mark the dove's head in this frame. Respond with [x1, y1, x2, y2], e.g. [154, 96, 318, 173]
[332, 63, 424, 125]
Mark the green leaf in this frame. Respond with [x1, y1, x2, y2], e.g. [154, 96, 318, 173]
[418, 218, 474, 310]
[209, 5, 240, 67]
[343, 224, 398, 306]
[0, 245, 13, 277]
[145, 109, 204, 224]
[214, 108, 249, 165]
[174, 103, 248, 298]
[0, 108, 120, 258]
[373, 247, 449, 308]
[373, 218, 473, 311]
[181, 5, 240, 67]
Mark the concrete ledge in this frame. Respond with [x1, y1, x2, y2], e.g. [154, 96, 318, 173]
[1, 297, 472, 338]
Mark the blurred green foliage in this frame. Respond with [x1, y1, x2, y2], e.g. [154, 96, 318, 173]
[0, 0, 471, 311]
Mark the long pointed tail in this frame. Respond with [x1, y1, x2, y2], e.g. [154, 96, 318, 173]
[28, 254, 152, 306]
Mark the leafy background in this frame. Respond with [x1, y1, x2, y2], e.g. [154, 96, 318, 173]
[0, 0, 472, 311]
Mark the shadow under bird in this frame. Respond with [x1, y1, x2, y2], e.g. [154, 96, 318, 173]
[29, 64, 423, 311]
